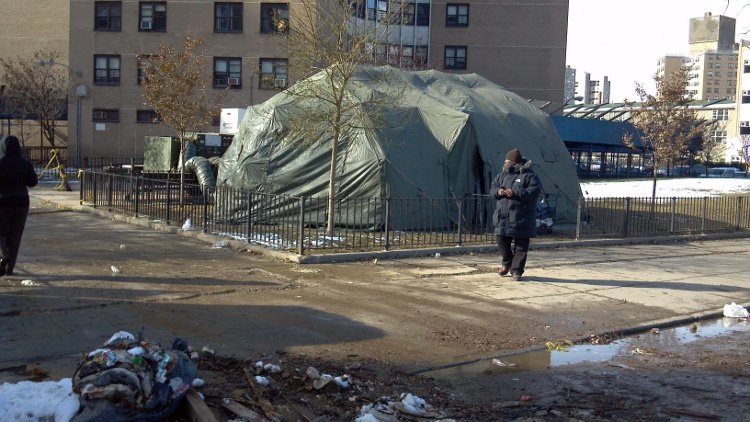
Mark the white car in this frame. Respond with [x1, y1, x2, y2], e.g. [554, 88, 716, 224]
[702, 167, 745, 178]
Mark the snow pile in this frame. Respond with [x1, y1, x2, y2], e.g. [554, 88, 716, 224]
[0, 378, 79, 422]
[581, 178, 750, 198]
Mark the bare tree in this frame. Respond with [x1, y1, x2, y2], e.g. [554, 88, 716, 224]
[141, 36, 226, 204]
[625, 66, 702, 200]
[694, 119, 726, 175]
[0, 49, 68, 147]
[284, 0, 408, 235]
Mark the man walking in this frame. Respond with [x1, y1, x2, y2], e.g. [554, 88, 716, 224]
[490, 148, 542, 281]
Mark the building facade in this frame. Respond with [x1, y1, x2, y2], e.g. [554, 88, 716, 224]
[67, 0, 569, 159]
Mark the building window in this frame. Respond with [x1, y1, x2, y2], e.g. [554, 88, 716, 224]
[415, 45, 428, 67]
[402, 3, 415, 25]
[416, 3, 430, 26]
[139, 2, 167, 32]
[260, 3, 289, 34]
[136, 110, 161, 123]
[214, 57, 242, 88]
[95, 2, 122, 31]
[259, 58, 288, 89]
[444, 46, 466, 70]
[446, 4, 469, 27]
[711, 130, 727, 142]
[349, 0, 365, 19]
[712, 109, 728, 121]
[94, 55, 120, 85]
[92, 109, 119, 122]
[215, 3, 243, 33]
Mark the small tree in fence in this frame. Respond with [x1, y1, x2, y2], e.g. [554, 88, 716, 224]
[283, 0, 408, 236]
[0, 49, 68, 147]
[625, 66, 702, 200]
[141, 35, 226, 204]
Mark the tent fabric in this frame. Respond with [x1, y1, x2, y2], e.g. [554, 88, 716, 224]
[217, 66, 582, 226]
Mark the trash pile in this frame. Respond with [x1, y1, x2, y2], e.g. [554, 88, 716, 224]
[196, 352, 464, 421]
[70, 331, 197, 421]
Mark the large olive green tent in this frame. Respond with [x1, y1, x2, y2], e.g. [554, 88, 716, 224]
[217, 66, 582, 228]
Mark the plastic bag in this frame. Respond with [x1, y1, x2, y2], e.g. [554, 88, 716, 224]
[722, 302, 749, 318]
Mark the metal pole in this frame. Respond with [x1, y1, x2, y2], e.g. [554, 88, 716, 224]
[76, 96, 81, 168]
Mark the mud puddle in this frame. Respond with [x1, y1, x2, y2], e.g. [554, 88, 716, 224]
[421, 317, 750, 379]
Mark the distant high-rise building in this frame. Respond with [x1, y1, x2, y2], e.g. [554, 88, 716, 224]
[581, 72, 609, 104]
[564, 65, 577, 103]
[689, 12, 736, 56]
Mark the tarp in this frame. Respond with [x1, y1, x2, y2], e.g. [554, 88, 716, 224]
[218, 66, 582, 227]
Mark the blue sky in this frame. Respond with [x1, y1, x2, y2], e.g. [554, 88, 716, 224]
[567, 0, 750, 102]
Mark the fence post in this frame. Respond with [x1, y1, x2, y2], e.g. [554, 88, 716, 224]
[134, 176, 140, 217]
[298, 197, 305, 256]
[107, 173, 113, 212]
[202, 186, 209, 234]
[701, 197, 707, 232]
[166, 180, 171, 224]
[670, 197, 677, 233]
[246, 191, 253, 243]
[92, 172, 98, 208]
[457, 198, 463, 246]
[575, 197, 583, 240]
[736, 197, 742, 230]
[384, 198, 391, 251]
[79, 170, 85, 205]
[622, 197, 630, 238]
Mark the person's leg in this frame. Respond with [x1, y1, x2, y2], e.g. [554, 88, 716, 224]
[496, 235, 513, 274]
[5, 206, 29, 275]
[0, 208, 12, 276]
[510, 237, 530, 276]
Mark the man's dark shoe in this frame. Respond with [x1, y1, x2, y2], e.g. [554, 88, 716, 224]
[512, 273, 522, 281]
[499, 265, 510, 276]
[0, 258, 7, 276]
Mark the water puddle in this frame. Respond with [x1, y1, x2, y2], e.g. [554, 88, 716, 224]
[421, 317, 750, 379]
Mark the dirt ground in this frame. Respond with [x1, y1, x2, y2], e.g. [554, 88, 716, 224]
[166, 324, 750, 421]
[4, 203, 750, 421]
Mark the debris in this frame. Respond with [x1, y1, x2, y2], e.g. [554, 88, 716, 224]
[202, 346, 215, 355]
[222, 397, 266, 422]
[650, 328, 660, 335]
[723, 302, 749, 318]
[212, 240, 228, 249]
[255, 376, 270, 386]
[20, 279, 38, 286]
[191, 378, 205, 388]
[182, 218, 193, 231]
[491, 358, 517, 367]
[545, 340, 573, 351]
[119, 244, 126, 250]
[689, 323, 698, 333]
[631, 347, 654, 355]
[110, 265, 121, 274]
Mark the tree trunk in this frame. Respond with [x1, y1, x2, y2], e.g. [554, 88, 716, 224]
[179, 134, 185, 206]
[326, 128, 341, 237]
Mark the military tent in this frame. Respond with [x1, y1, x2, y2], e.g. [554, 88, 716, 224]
[217, 66, 582, 229]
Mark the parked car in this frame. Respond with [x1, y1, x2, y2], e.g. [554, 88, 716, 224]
[701, 167, 746, 178]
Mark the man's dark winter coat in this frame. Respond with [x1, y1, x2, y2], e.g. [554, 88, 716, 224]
[490, 158, 542, 238]
[0, 136, 38, 207]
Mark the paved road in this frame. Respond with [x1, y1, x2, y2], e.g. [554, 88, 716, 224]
[1, 183, 749, 382]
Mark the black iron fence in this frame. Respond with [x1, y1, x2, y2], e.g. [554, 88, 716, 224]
[79, 171, 750, 255]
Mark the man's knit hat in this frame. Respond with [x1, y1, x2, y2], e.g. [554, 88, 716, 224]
[505, 148, 522, 163]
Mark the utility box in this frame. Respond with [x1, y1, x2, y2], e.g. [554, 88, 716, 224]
[144, 136, 179, 172]
[220, 108, 246, 135]
[194, 133, 234, 158]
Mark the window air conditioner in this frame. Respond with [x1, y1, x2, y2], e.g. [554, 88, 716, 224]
[274, 78, 287, 88]
[227, 77, 241, 86]
[140, 21, 153, 30]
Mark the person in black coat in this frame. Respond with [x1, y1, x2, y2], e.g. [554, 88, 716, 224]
[490, 148, 542, 281]
[0, 135, 38, 276]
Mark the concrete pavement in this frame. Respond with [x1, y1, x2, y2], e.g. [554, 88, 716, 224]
[2, 180, 748, 379]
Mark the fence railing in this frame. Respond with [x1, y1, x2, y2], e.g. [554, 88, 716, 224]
[79, 171, 750, 255]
